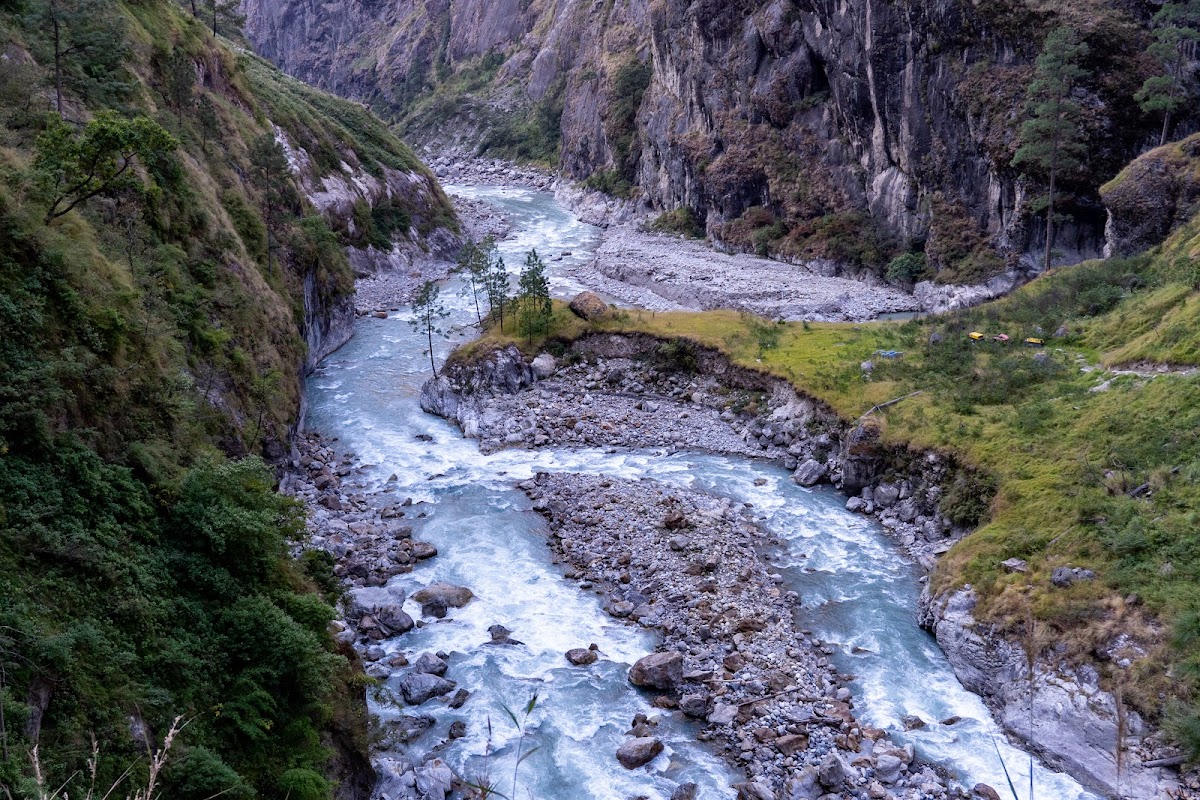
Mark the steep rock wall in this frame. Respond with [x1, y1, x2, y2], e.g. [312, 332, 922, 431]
[240, 0, 1170, 277]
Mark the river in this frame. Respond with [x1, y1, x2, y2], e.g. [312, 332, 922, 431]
[303, 185, 1096, 799]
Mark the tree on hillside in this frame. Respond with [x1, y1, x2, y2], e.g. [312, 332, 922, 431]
[516, 249, 552, 344]
[1136, 2, 1200, 146]
[28, 0, 131, 115]
[458, 236, 497, 325]
[410, 281, 450, 376]
[34, 110, 177, 224]
[203, 0, 244, 38]
[483, 251, 511, 331]
[197, 94, 220, 153]
[161, 48, 196, 126]
[1012, 26, 1090, 272]
[247, 133, 293, 275]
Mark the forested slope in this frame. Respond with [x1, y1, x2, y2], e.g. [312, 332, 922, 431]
[0, 2, 451, 798]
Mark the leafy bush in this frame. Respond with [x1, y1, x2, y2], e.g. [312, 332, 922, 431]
[649, 207, 706, 238]
[886, 252, 930, 285]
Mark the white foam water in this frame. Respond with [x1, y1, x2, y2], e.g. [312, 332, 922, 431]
[304, 187, 1097, 799]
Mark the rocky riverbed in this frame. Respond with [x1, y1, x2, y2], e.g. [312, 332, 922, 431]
[418, 328, 1198, 798]
[524, 470, 967, 800]
[569, 224, 919, 322]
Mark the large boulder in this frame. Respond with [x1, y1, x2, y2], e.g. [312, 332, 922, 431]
[792, 458, 826, 487]
[569, 291, 610, 321]
[414, 758, 454, 800]
[531, 352, 557, 379]
[615, 737, 663, 769]
[399, 672, 455, 705]
[411, 582, 474, 608]
[412, 652, 448, 676]
[629, 651, 683, 691]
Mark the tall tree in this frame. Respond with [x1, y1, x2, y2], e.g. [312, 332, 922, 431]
[204, 0, 245, 38]
[458, 236, 495, 326]
[161, 48, 196, 126]
[34, 110, 177, 224]
[483, 252, 511, 332]
[197, 93, 220, 153]
[29, 0, 130, 115]
[1012, 26, 1090, 272]
[409, 281, 450, 376]
[247, 133, 292, 275]
[1135, 2, 1200, 146]
[516, 249, 552, 344]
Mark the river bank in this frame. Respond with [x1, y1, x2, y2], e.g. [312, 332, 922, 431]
[419, 329, 1192, 798]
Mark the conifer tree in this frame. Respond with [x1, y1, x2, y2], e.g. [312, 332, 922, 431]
[484, 252, 510, 331]
[1136, 2, 1200, 146]
[247, 133, 292, 275]
[1012, 26, 1090, 272]
[516, 249, 552, 344]
[410, 280, 450, 376]
[459, 236, 497, 326]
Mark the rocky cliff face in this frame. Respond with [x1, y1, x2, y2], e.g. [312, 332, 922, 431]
[240, 0, 1175, 279]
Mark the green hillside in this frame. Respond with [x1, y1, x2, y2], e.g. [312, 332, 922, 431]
[0, 1, 449, 798]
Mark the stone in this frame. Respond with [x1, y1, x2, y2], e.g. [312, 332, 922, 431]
[393, 714, 436, 744]
[411, 582, 474, 608]
[531, 353, 557, 379]
[792, 458, 827, 487]
[782, 767, 822, 800]
[411, 541, 438, 560]
[377, 605, 415, 635]
[670, 783, 698, 800]
[615, 737, 663, 769]
[817, 753, 848, 788]
[679, 693, 709, 718]
[1052, 566, 1096, 587]
[708, 702, 738, 725]
[568, 291, 610, 321]
[566, 647, 598, 666]
[486, 624, 524, 646]
[414, 758, 454, 799]
[629, 651, 683, 690]
[1000, 558, 1029, 574]
[399, 672, 455, 705]
[775, 732, 808, 756]
[875, 753, 903, 783]
[448, 720, 467, 739]
[874, 484, 900, 508]
[867, 780, 888, 799]
[412, 652, 448, 676]
[902, 714, 926, 730]
[972, 785, 1002, 800]
[448, 688, 470, 709]
[421, 598, 448, 619]
[663, 510, 689, 530]
[846, 496, 866, 513]
[861, 360, 874, 374]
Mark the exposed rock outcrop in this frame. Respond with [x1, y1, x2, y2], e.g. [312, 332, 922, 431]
[920, 587, 1184, 799]
[240, 0, 1171, 276]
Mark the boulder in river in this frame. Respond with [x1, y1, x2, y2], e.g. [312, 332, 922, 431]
[377, 605, 415, 636]
[485, 624, 524, 646]
[972, 785, 1002, 800]
[412, 652, 448, 676]
[400, 672, 455, 705]
[670, 783, 698, 800]
[412, 582, 474, 608]
[629, 651, 683, 690]
[568, 291, 610, 321]
[615, 737, 663, 769]
[566, 646, 598, 665]
[414, 758, 454, 799]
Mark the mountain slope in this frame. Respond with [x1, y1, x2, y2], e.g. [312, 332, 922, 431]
[241, 0, 1186, 282]
[0, 2, 451, 797]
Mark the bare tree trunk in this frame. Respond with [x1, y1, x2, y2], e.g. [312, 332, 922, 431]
[1044, 166, 1056, 272]
[51, 0, 63, 117]
[1161, 109, 1172, 147]
[427, 322, 436, 376]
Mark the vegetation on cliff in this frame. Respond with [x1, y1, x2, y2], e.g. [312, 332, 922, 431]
[0, 0, 444, 796]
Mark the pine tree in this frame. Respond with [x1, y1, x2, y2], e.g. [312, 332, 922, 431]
[516, 249, 552, 344]
[458, 236, 497, 326]
[197, 94, 220, 153]
[1135, 2, 1200, 146]
[30, 0, 131, 115]
[1011, 26, 1090, 272]
[410, 281, 450, 376]
[204, 0, 244, 38]
[483, 252, 510, 332]
[247, 133, 292, 275]
[161, 48, 196, 126]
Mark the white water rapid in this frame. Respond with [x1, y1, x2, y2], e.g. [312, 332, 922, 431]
[303, 185, 1097, 800]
